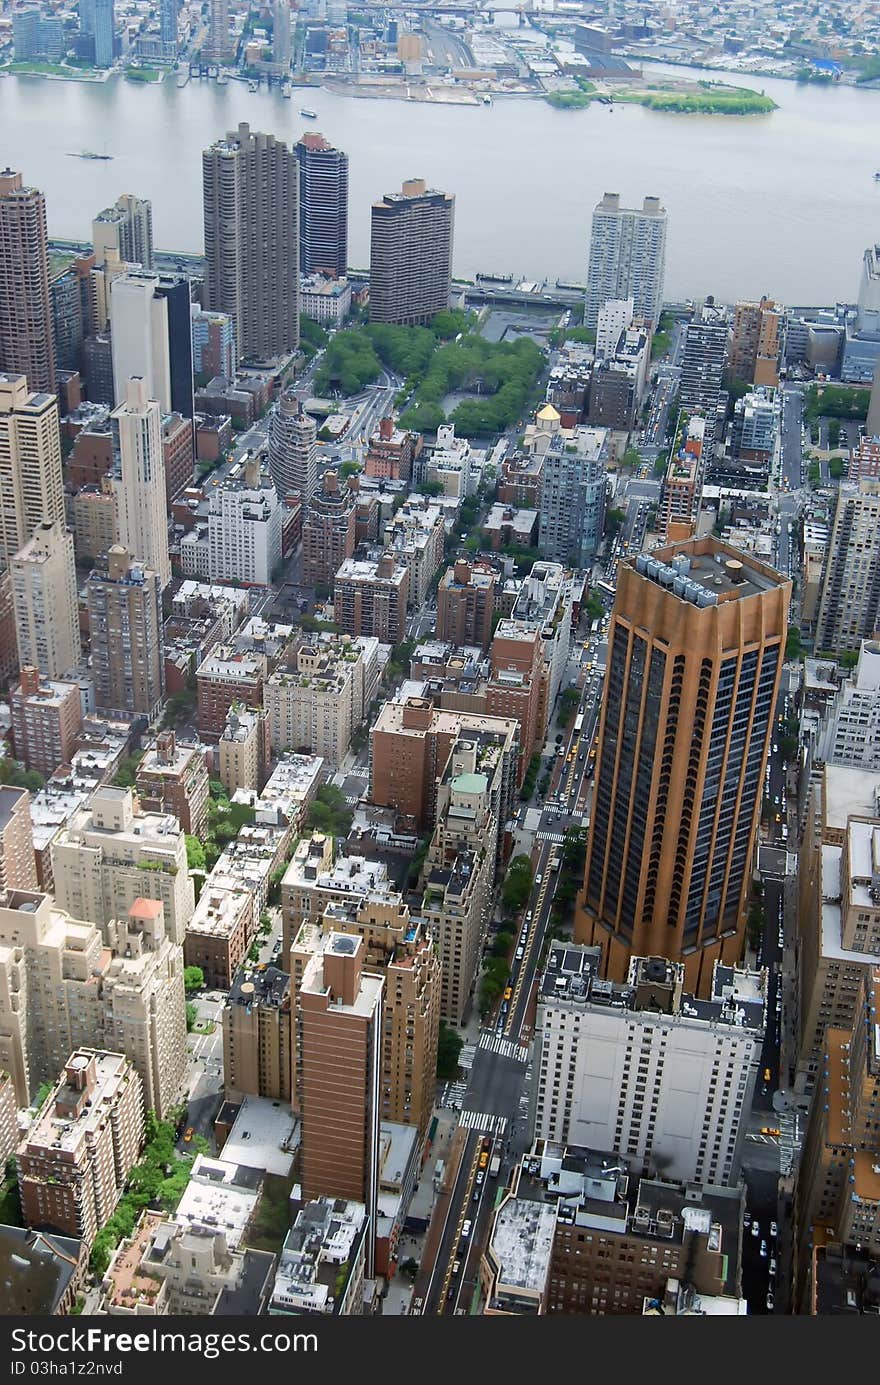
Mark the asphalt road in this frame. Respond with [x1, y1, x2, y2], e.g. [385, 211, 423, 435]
[419, 652, 604, 1314]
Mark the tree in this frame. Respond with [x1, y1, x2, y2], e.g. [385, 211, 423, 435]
[307, 784, 353, 839]
[436, 1021, 464, 1079]
[185, 835, 206, 871]
[785, 626, 805, 661]
[184, 966, 205, 993]
[502, 855, 533, 916]
[559, 687, 581, 723]
[185, 1002, 198, 1032]
[604, 507, 626, 539]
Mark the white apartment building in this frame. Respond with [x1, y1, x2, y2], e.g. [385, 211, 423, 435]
[11, 520, 81, 679]
[382, 497, 446, 610]
[109, 273, 171, 412]
[595, 296, 634, 360]
[51, 786, 194, 946]
[112, 377, 171, 590]
[510, 561, 572, 715]
[585, 194, 667, 330]
[264, 634, 375, 765]
[819, 640, 880, 770]
[535, 945, 765, 1187]
[102, 899, 187, 1121]
[206, 452, 282, 587]
[299, 275, 352, 326]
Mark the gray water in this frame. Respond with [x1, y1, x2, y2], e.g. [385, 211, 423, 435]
[1, 60, 879, 303]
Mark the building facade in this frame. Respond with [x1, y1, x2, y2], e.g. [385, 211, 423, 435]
[202, 124, 299, 363]
[11, 521, 81, 680]
[578, 539, 789, 997]
[585, 193, 667, 331]
[296, 134, 348, 279]
[369, 180, 454, 327]
[0, 170, 55, 393]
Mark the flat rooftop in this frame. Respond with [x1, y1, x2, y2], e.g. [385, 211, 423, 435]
[221, 1095, 297, 1179]
[632, 538, 786, 607]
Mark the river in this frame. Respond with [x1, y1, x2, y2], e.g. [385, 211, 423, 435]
[1, 59, 878, 303]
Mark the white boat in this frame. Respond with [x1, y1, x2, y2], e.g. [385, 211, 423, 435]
[300, 108, 317, 118]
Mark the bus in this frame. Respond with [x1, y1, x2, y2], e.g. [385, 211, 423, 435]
[597, 580, 616, 605]
[573, 713, 584, 735]
[590, 618, 600, 636]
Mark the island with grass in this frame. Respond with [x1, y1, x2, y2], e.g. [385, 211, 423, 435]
[545, 76, 777, 116]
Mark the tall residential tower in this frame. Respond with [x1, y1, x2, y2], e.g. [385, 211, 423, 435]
[369, 180, 454, 327]
[0, 170, 55, 393]
[296, 133, 348, 278]
[585, 192, 667, 331]
[202, 123, 299, 364]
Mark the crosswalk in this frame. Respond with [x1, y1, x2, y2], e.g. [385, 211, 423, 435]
[458, 1044, 476, 1072]
[458, 1109, 508, 1137]
[536, 830, 566, 844]
[479, 1031, 530, 1063]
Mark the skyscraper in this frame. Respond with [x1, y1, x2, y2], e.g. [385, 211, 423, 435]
[109, 273, 171, 411]
[202, 123, 299, 363]
[585, 193, 667, 331]
[93, 194, 153, 270]
[268, 389, 317, 502]
[369, 180, 454, 327]
[205, 0, 233, 63]
[11, 521, 81, 680]
[0, 170, 55, 393]
[93, 0, 115, 67]
[111, 377, 171, 590]
[815, 479, 880, 655]
[296, 133, 348, 278]
[86, 546, 164, 719]
[577, 538, 789, 997]
[109, 271, 193, 418]
[678, 298, 730, 447]
[159, 0, 178, 55]
[273, 0, 291, 72]
[0, 375, 65, 572]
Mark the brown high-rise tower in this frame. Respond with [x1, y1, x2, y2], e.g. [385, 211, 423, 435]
[0, 170, 55, 394]
[369, 180, 454, 327]
[202, 124, 299, 364]
[577, 538, 789, 997]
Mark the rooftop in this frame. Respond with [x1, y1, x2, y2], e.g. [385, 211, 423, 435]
[632, 538, 787, 608]
[174, 1155, 262, 1250]
[220, 1095, 298, 1179]
[24, 1051, 136, 1159]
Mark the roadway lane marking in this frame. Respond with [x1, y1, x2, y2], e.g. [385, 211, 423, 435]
[458, 1110, 508, 1136]
[479, 1031, 530, 1063]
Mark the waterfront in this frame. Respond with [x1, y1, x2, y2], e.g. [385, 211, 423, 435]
[2, 62, 879, 302]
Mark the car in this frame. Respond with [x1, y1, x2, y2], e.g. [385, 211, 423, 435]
[461, 1220, 472, 1241]
[183, 1128, 194, 1143]
[769, 1257, 777, 1276]
[475, 1170, 484, 1186]
[751, 1222, 760, 1238]
[759, 1240, 768, 1258]
[535, 874, 543, 886]
[451, 1259, 461, 1275]
[764, 1067, 772, 1082]
[766, 1291, 775, 1312]
[773, 743, 779, 753]
[770, 1221, 778, 1239]
[478, 1150, 489, 1170]
[503, 986, 512, 1002]
[743, 1211, 752, 1227]
[761, 1127, 781, 1137]
[515, 946, 524, 960]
